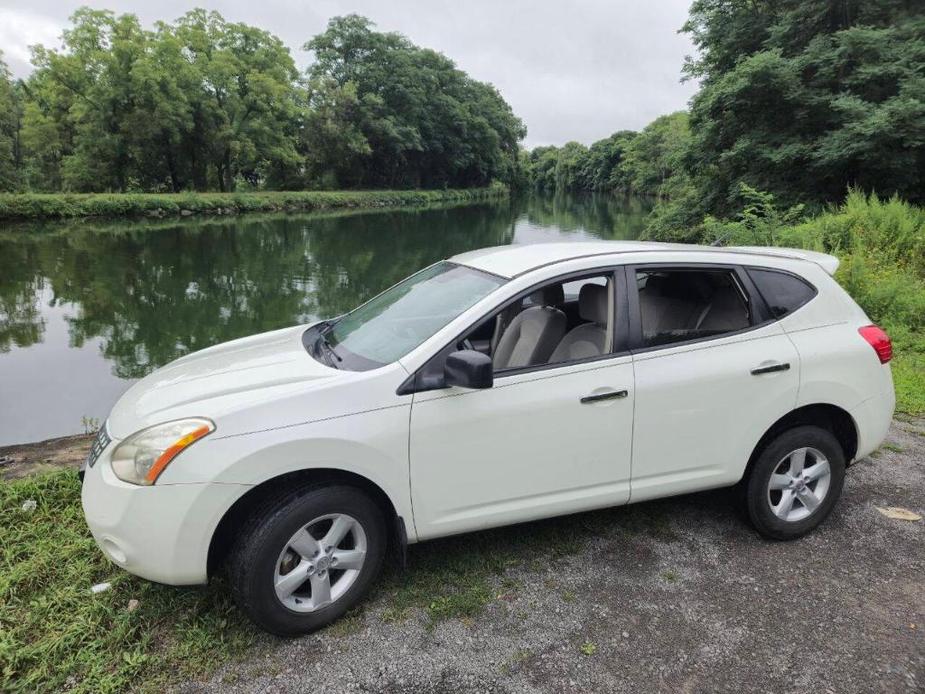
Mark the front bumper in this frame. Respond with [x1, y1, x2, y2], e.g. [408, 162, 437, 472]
[81, 444, 250, 585]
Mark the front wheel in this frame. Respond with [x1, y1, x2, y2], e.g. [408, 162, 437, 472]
[744, 425, 846, 540]
[229, 485, 387, 636]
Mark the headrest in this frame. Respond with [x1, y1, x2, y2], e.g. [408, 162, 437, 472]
[579, 283, 608, 324]
[529, 283, 564, 307]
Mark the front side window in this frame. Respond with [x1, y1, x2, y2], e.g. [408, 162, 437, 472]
[324, 262, 504, 370]
[636, 268, 751, 347]
[458, 272, 616, 372]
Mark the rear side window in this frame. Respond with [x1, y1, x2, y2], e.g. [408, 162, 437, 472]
[636, 268, 751, 347]
[747, 268, 816, 318]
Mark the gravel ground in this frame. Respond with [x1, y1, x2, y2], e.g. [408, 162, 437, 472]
[178, 418, 925, 694]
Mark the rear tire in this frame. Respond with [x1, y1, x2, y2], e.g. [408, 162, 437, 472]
[744, 425, 845, 540]
[229, 484, 387, 636]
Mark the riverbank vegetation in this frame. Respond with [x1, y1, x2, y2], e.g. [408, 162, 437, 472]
[0, 186, 506, 220]
[0, 12, 523, 194]
[522, 1, 924, 215]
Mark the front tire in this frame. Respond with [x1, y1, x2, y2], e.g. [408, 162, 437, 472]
[229, 485, 387, 636]
[744, 425, 845, 540]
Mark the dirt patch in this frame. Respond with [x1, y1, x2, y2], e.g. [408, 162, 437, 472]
[0, 433, 92, 480]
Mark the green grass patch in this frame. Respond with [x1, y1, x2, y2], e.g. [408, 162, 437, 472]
[0, 186, 508, 221]
[579, 641, 597, 656]
[660, 569, 680, 583]
[0, 471, 255, 693]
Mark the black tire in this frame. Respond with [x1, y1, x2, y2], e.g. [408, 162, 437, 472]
[744, 425, 845, 541]
[229, 484, 387, 636]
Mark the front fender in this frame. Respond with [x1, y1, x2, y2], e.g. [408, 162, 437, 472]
[161, 404, 415, 540]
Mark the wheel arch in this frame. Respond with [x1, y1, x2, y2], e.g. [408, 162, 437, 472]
[207, 468, 404, 578]
[742, 403, 859, 482]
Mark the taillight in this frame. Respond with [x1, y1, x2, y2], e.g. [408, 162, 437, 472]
[858, 325, 892, 363]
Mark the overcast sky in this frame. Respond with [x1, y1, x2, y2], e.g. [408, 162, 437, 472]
[0, 0, 699, 148]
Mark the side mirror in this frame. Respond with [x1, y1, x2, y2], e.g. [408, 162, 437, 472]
[444, 350, 493, 389]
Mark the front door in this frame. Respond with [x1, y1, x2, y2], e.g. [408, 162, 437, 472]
[409, 357, 635, 539]
[408, 269, 634, 540]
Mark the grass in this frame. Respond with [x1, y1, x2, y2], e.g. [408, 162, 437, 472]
[579, 641, 597, 656]
[3, 468, 652, 691]
[660, 569, 680, 583]
[0, 186, 508, 221]
[0, 472, 254, 693]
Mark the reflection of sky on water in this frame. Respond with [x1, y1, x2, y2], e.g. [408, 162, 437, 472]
[0, 288, 134, 444]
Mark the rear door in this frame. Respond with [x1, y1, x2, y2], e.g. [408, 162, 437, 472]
[627, 264, 800, 502]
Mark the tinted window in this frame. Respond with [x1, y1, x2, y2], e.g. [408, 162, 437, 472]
[748, 268, 816, 318]
[636, 269, 751, 347]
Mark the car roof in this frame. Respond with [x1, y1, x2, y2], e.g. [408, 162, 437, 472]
[449, 241, 840, 278]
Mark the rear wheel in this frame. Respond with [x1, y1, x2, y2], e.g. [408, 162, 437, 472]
[744, 425, 845, 540]
[229, 485, 387, 635]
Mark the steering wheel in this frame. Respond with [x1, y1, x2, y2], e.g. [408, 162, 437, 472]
[460, 337, 475, 351]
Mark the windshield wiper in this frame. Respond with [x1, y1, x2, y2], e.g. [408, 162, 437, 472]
[315, 326, 342, 367]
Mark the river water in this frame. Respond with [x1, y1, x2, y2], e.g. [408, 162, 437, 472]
[0, 193, 652, 444]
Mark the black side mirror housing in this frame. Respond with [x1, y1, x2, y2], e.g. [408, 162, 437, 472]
[444, 350, 493, 389]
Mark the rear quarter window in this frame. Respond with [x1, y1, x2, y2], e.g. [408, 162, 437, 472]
[747, 268, 817, 318]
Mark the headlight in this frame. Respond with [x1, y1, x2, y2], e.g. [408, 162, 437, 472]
[110, 418, 215, 485]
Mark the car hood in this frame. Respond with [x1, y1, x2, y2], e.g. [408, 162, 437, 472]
[107, 324, 341, 438]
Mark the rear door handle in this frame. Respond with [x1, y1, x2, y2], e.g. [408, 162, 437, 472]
[751, 362, 790, 375]
[580, 389, 628, 404]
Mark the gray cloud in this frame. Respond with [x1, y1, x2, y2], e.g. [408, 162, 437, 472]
[0, 0, 698, 147]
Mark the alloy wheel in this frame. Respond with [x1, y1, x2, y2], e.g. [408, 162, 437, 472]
[273, 513, 367, 612]
[766, 446, 832, 522]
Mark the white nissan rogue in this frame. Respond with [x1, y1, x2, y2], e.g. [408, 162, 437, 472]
[80, 241, 895, 635]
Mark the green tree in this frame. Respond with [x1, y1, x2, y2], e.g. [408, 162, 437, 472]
[580, 130, 638, 191]
[305, 15, 525, 188]
[682, 0, 925, 215]
[619, 112, 690, 197]
[172, 9, 302, 191]
[0, 52, 20, 191]
[21, 8, 303, 193]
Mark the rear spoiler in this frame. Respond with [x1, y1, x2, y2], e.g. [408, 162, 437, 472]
[726, 246, 840, 276]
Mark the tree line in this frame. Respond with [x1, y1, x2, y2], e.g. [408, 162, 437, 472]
[522, 0, 924, 230]
[0, 10, 525, 193]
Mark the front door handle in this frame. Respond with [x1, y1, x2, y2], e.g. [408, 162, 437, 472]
[751, 362, 790, 375]
[580, 389, 628, 404]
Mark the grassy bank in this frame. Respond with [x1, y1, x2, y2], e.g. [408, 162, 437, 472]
[0, 466, 635, 692]
[661, 189, 925, 415]
[0, 186, 508, 221]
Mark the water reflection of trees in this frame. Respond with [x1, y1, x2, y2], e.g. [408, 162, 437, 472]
[0, 195, 651, 379]
[0, 202, 517, 378]
[519, 192, 653, 239]
[0, 239, 46, 352]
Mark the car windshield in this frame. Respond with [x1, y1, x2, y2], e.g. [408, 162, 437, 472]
[323, 262, 505, 370]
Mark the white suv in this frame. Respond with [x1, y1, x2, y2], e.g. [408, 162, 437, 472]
[80, 241, 895, 635]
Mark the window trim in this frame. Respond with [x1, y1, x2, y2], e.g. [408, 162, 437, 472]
[626, 262, 773, 354]
[744, 265, 819, 320]
[397, 265, 631, 395]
